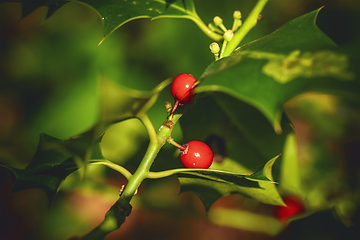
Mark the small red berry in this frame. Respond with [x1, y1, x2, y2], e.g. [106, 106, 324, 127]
[171, 73, 197, 105]
[180, 140, 213, 169]
[275, 195, 306, 223]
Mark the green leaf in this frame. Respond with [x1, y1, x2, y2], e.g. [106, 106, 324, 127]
[0, 77, 167, 203]
[278, 132, 302, 196]
[14, 0, 210, 44]
[178, 93, 289, 209]
[1, 132, 104, 202]
[177, 155, 284, 211]
[236, 8, 336, 53]
[181, 93, 292, 173]
[75, 0, 198, 42]
[2, 133, 84, 202]
[20, 0, 67, 19]
[197, 8, 359, 131]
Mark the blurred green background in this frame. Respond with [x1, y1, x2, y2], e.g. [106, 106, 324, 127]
[0, 0, 359, 239]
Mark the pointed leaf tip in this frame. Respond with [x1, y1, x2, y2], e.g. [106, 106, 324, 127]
[177, 155, 284, 211]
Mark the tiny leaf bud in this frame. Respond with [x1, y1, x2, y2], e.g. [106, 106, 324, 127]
[209, 42, 220, 54]
[223, 30, 233, 42]
[213, 16, 227, 32]
[213, 16, 223, 26]
[233, 10, 242, 19]
[232, 10, 242, 32]
[210, 42, 220, 60]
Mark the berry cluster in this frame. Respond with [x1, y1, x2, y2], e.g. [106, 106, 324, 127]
[169, 73, 213, 169]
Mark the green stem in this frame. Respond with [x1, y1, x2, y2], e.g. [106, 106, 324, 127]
[138, 114, 157, 144]
[223, 0, 268, 57]
[118, 113, 182, 200]
[90, 160, 132, 180]
[121, 143, 161, 198]
[80, 215, 118, 240]
[82, 114, 183, 239]
[219, 40, 228, 59]
[115, 114, 183, 213]
[185, 15, 223, 42]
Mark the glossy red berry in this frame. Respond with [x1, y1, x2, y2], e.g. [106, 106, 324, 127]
[180, 140, 213, 169]
[171, 73, 197, 104]
[275, 195, 306, 223]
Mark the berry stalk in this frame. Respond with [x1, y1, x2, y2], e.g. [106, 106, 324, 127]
[167, 137, 186, 151]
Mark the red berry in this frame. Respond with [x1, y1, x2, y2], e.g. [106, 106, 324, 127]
[180, 140, 213, 169]
[171, 73, 197, 104]
[275, 195, 306, 223]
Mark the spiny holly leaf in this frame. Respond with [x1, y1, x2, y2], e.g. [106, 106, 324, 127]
[0, 77, 168, 202]
[181, 93, 292, 173]
[197, 8, 359, 132]
[178, 155, 284, 211]
[75, 0, 198, 43]
[2, 131, 104, 203]
[14, 0, 200, 43]
[179, 93, 291, 208]
[20, 0, 67, 19]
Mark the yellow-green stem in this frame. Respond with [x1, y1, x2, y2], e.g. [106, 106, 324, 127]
[113, 113, 182, 209]
[185, 15, 223, 42]
[81, 114, 183, 240]
[220, 40, 229, 59]
[223, 0, 268, 57]
[138, 114, 157, 144]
